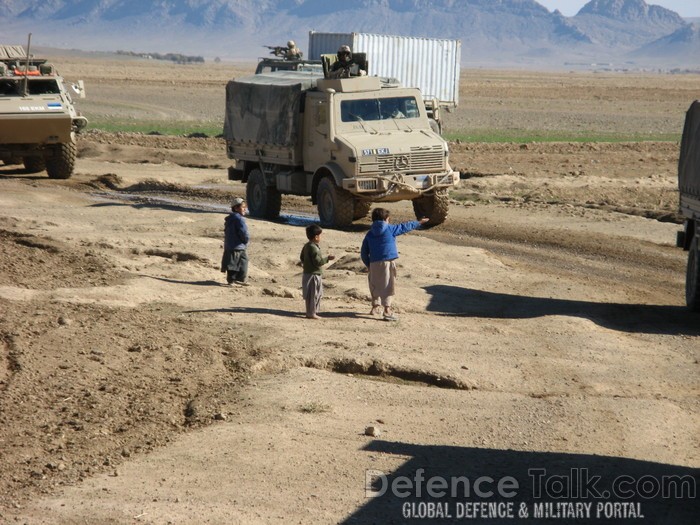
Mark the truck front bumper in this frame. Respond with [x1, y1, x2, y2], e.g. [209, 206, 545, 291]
[341, 170, 459, 200]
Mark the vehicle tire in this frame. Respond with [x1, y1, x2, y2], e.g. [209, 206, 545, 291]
[5, 157, 23, 166]
[429, 118, 441, 135]
[353, 199, 372, 220]
[317, 177, 354, 228]
[412, 190, 449, 226]
[246, 169, 281, 219]
[45, 140, 76, 179]
[23, 156, 46, 173]
[686, 235, 700, 312]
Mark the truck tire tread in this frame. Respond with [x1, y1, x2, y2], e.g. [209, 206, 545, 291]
[686, 235, 700, 311]
[318, 177, 353, 228]
[46, 141, 76, 179]
[412, 191, 449, 226]
[247, 169, 281, 219]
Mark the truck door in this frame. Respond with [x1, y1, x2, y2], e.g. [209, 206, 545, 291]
[303, 93, 331, 174]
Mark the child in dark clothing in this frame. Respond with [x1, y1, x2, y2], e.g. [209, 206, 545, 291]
[300, 224, 335, 319]
[221, 197, 250, 286]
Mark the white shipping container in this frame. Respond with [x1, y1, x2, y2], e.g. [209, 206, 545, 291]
[307, 31, 461, 107]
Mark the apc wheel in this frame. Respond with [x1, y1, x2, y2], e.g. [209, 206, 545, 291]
[5, 157, 23, 166]
[23, 156, 46, 173]
[317, 177, 353, 228]
[246, 169, 281, 219]
[46, 140, 76, 179]
[353, 199, 372, 220]
[686, 236, 700, 312]
[412, 190, 449, 226]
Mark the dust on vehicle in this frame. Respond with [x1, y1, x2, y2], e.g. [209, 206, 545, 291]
[0, 37, 87, 179]
[224, 64, 459, 227]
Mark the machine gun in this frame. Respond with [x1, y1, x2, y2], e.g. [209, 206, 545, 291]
[264, 45, 287, 58]
[264, 45, 303, 61]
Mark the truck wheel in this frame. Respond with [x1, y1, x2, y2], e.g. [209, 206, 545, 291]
[353, 199, 372, 220]
[412, 190, 449, 226]
[686, 236, 700, 312]
[45, 140, 76, 179]
[429, 118, 441, 135]
[246, 169, 281, 219]
[23, 156, 46, 173]
[5, 157, 23, 166]
[317, 177, 354, 228]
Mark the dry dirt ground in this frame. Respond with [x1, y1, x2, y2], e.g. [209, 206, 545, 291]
[0, 58, 698, 524]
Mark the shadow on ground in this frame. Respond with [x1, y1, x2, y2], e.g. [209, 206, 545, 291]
[344, 441, 699, 524]
[423, 285, 700, 336]
[185, 306, 362, 319]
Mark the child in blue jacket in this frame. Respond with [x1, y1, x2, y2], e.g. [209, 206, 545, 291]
[360, 208, 428, 321]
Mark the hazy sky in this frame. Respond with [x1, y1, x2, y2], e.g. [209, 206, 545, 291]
[536, 1, 700, 17]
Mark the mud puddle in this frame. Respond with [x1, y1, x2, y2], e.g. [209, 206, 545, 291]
[90, 191, 321, 225]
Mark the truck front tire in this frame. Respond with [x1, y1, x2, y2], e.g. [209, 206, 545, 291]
[246, 169, 281, 219]
[412, 190, 449, 226]
[686, 235, 700, 311]
[317, 177, 354, 228]
[353, 199, 372, 220]
[46, 140, 76, 179]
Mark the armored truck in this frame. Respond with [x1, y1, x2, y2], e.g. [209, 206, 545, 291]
[0, 44, 87, 179]
[224, 71, 459, 227]
[677, 100, 700, 311]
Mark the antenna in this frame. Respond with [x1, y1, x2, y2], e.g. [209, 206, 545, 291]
[21, 33, 32, 97]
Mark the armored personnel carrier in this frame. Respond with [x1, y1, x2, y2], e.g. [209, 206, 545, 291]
[0, 43, 87, 179]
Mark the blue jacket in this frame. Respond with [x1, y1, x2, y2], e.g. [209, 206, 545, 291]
[224, 212, 249, 250]
[361, 220, 421, 266]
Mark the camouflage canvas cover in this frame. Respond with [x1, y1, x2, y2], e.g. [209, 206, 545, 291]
[679, 100, 700, 198]
[223, 72, 319, 147]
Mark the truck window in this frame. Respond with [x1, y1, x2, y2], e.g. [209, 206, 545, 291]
[340, 96, 419, 122]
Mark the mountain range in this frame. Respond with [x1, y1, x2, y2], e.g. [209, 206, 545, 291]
[0, 0, 697, 69]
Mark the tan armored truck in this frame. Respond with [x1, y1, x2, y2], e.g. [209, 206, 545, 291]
[0, 43, 87, 179]
[224, 70, 459, 227]
[676, 100, 700, 311]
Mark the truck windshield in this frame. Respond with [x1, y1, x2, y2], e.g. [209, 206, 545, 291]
[340, 96, 419, 122]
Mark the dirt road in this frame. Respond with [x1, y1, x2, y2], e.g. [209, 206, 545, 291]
[0, 60, 698, 523]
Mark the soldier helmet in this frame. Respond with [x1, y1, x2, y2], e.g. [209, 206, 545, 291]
[287, 40, 296, 48]
[337, 45, 352, 61]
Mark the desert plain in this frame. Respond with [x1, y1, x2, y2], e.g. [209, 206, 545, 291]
[0, 55, 698, 524]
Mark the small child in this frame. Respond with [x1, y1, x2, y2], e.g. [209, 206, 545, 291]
[300, 224, 335, 319]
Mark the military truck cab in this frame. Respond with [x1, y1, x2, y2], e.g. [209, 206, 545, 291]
[224, 71, 458, 227]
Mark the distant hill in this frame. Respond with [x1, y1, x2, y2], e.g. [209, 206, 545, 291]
[572, 0, 686, 48]
[631, 22, 700, 61]
[0, 0, 695, 69]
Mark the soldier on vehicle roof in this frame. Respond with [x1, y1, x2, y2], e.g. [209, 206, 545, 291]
[329, 45, 366, 78]
[285, 40, 303, 60]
